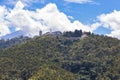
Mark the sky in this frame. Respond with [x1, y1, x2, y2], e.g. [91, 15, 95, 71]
[0, 0, 120, 39]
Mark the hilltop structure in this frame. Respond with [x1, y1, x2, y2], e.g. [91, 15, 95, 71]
[43, 31, 62, 36]
[39, 30, 42, 36]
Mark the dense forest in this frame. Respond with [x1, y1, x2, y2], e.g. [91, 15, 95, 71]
[0, 31, 120, 80]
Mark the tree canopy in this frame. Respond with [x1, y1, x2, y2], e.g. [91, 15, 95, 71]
[0, 33, 120, 80]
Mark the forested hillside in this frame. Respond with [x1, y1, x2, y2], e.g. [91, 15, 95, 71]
[0, 34, 120, 80]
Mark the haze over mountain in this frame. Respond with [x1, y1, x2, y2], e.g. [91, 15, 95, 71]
[1, 30, 24, 40]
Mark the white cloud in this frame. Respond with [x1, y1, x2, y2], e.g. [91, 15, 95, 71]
[90, 22, 101, 31]
[98, 10, 120, 39]
[0, 6, 10, 37]
[5, 1, 120, 40]
[0, 1, 101, 38]
[1, 1, 120, 39]
[0, 24, 10, 37]
[64, 0, 94, 4]
[6, 1, 43, 37]
[31, 3, 97, 32]
[107, 30, 120, 39]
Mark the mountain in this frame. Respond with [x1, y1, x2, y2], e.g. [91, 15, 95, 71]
[0, 36, 30, 48]
[1, 30, 25, 40]
[0, 34, 120, 80]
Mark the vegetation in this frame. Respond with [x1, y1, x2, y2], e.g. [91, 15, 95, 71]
[0, 33, 120, 80]
[63, 29, 83, 37]
[0, 36, 30, 48]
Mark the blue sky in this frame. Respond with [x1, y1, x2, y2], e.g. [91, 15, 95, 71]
[0, 0, 120, 39]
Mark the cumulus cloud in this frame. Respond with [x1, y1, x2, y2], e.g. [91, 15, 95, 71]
[64, 0, 94, 4]
[0, 6, 10, 37]
[32, 3, 94, 32]
[1, 1, 120, 39]
[0, 1, 103, 38]
[6, 1, 43, 37]
[107, 30, 120, 39]
[98, 10, 120, 39]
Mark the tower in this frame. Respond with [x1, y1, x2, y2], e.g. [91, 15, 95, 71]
[39, 30, 42, 36]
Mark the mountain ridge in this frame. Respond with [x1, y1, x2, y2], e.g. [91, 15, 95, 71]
[0, 34, 120, 80]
